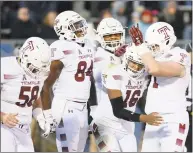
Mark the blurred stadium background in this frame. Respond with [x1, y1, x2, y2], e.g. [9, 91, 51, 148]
[1, 1, 192, 152]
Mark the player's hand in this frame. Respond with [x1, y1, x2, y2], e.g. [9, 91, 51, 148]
[140, 112, 163, 126]
[129, 24, 143, 46]
[135, 43, 151, 56]
[36, 109, 57, 138]
[2, 113, 19, 128]
[43, 109, 57, 133]
[114, 45, 128, 57]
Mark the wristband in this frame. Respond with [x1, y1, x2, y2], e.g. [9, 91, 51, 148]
[32, 108, 43, 120]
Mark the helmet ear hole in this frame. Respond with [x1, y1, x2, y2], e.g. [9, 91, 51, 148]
[166, 40, 169, 45]
[27, 63, 31, 68]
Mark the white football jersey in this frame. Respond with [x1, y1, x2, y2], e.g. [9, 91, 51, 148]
[50, 39, 95, 102]
[93, 47, 121, 103]
[1, 56, 43, 124]
[145, 47, 191, 117]
[93, 64, 147, 131]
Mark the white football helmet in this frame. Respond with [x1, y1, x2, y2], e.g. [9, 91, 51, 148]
[19, 37, 51, 79]
[97, 18, 125, 53]
[145, 22, 177, 58]
[123, 45, 145, 78]
[54, 10, 88, 44]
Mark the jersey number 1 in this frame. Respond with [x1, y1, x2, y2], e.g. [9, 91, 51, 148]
[75, 60, 93, 82]
[16, 86, 39, 107]
[153, 77, 159, 88]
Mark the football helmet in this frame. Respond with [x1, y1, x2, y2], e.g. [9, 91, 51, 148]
[54, 10, 88, 44]
[145, 22, 177, 58]
[97, 18, 125, 53]
[19, 37, 51, 79]
[123, 45, 145, 78]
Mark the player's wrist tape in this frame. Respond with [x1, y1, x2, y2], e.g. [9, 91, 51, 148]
[33, 108, 43, 120]
[110, 96, 140, 122]
[43, 109, 52, 118]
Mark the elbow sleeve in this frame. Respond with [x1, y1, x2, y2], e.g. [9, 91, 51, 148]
[110, 97, 140, 122]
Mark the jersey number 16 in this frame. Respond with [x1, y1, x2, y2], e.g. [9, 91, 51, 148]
[124, 90, 141, 107]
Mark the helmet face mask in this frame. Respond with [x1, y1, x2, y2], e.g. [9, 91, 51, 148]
[97, 18, 125, 53]
[103, 33, 123, 50]
[127, 60, 144, 73]
[69, 19, 88, 38]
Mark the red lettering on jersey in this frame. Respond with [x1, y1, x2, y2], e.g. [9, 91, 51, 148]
[63, 50, 74, 55]
[112, 75, 122, 80]
[179, 123, 186, 134]
[153, 77, 159, 88]
[16, 86, 39, 107]
[124, 90, 141, 107]
[74, 60, 93, 82]
[4, 74, 17, 80]
[157, 26, 170, 40]
[176, 138, 183, 146]
[98, 141, 106, 150]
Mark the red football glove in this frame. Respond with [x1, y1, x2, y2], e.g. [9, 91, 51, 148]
[129, 24, 143, 46]
[114, 44, 128, 57]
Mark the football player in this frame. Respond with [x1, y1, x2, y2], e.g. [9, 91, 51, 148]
[91, 18, 163, 151]
[91, 17, 125, 120]
[129, 22, 191, 152]
[1, 37, 53, 152]
[99, 49, 163, 152]
[40, 11, 95, 152]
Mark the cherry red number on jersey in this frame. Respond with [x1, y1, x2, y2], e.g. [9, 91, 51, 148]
[124, 90, 141, 107]
[153, 77, 159, 88]
[16, 86, 39, 107]
[75, 60, 93, 82]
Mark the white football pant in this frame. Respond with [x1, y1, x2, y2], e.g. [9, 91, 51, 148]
[53, 100, 88, 152]
[141, 122, 189, 152]
[1, 124, 34, 152]
[92, 119, 137, 152]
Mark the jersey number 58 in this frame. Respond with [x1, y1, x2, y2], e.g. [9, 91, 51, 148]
[16, 86, 39, 107]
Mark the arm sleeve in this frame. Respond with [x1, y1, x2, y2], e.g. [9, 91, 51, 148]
[110, 97, 140, 122]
